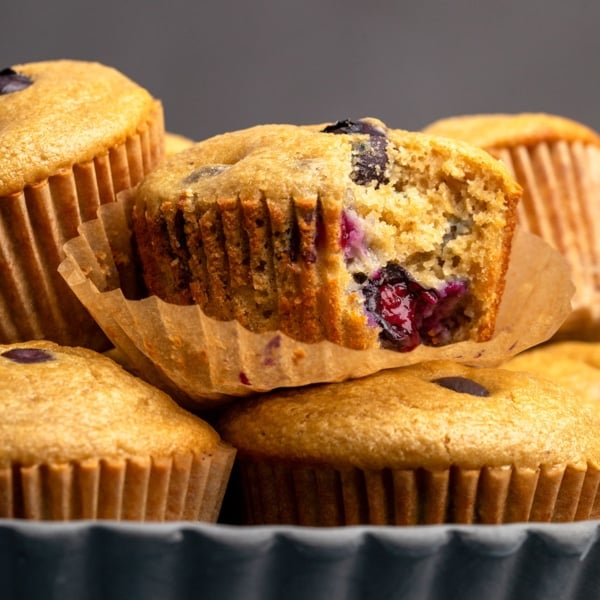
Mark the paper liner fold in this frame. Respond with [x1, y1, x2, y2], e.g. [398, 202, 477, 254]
[0, 105, 165, 350]
[0, 443, 235, 522]
[59, 192, 574, 408]
[493, 141, 600, 338]
[235, 461, 600, 526]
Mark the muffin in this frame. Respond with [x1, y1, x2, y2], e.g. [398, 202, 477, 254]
[503, 341, 600, 402]
[165, 131, 195, 156]
[218, 360, 600, 526]
[0, 59, 165, 350]
[131, 117, 522, 353]
[423, 113, 600, 338]
[0, 340, 235, 521]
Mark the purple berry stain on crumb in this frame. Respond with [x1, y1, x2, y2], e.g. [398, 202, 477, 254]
[239, 371, 251, 385]
[359, 262, 469, 352]
[321, 119, 389, 188]
[0, 68, 33, 94]
[1, 348, 54, 364]
[340, 210, 366, 260]
[433, 376, 490, 397]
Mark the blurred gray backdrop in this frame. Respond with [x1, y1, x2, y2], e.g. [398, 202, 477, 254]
[2, 0, 600, 141]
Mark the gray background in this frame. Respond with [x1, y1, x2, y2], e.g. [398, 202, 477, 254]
[2, 0, 600, 141]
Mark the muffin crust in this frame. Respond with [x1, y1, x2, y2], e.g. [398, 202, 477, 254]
[219, 360, 600, 470]
[0, 59, 162, 195]
[0, 340, 221, 465]
[424, 113, 600, 150]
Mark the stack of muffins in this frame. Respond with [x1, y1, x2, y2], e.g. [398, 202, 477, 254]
[0, 59, 233, 522]
[4, 58, 600, 526]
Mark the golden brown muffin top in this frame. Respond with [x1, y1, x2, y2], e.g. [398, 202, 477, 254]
[219, 360, 600, 470]
[134, 118, 522, 219]
[423, 113, 600, 150]
[0, 340, 221, 466]
[503, 341, 600, 403]
[0, 59, 161, 196]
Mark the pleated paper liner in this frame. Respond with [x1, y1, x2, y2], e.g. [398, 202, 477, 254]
[0, 444, 235, 522]
[234, 461, 600, 526]
[491, 141, 600, 339]
[58, 192, 573, 409]
[0, 102, 165, 351]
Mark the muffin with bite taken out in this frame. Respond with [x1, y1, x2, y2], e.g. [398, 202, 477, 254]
[131, 118, 522, 353]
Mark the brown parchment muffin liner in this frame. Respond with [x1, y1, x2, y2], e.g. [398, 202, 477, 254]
[234, 460, 600, 526]
[58, 192, 573, 409]
[491, 141, 600, 339]
[0, 443, 235, 522]
[0, 103, 165, 351]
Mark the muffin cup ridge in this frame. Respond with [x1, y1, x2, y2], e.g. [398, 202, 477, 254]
[493, 141, 600, 338]
[0, 443, 235, 522]
[234, 461, 600, 526]
[0, 103, 164, 350]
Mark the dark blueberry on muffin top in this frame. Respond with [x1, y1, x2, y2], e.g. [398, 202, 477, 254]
[0, 68, 33, 94]
[1, 348, 55, 364]
[321, 119, 386, 137]
[432, 376, 490, 397]
[321, 119, 389, 188]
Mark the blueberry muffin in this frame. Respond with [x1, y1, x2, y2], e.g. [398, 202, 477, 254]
[0, 340, 235, 521]
[0, 60, 165, 350]
[424, 113, 600, 338]
[218, 360, 600, 525]
[132, 118, 521, 352]
[503, 341, 600, 403]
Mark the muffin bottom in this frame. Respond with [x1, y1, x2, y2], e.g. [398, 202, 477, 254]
[0, 444, 235, 522]
[0, 103, 164, 350]
[492, 141, 600, 339]
[235, 460, 600, 526]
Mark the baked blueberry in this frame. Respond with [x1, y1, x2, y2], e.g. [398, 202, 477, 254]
[432, 376, 490, 397]
[1, 347, 54, 363]
[359, 262, 469, 351]
[321, 119, 386, 137]
[322, 119, 389, 188]
[181, 164, 230, 185]
[0, 67, 33, 94]
[340, 210, 366, 260]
